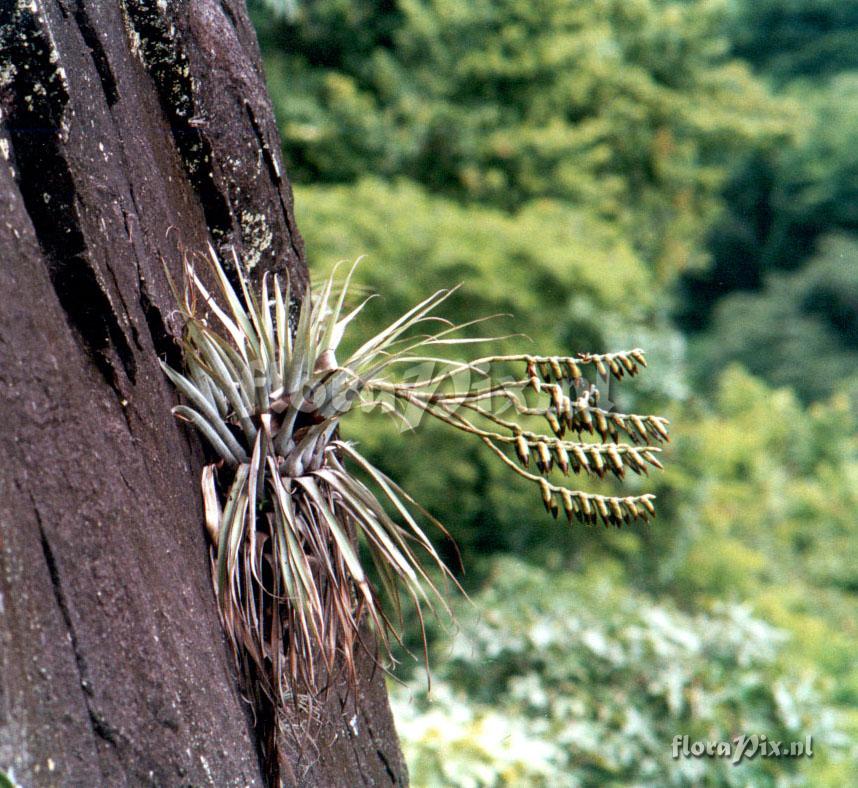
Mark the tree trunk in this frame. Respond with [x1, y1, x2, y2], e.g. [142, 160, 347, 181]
[0, 1, 405, 785]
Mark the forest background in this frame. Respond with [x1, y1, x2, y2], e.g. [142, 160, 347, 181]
[249, 2, 858, 783]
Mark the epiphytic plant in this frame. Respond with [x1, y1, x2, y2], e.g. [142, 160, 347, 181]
[161, 245, 669, 712]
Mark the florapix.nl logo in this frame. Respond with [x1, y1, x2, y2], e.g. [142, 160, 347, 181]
[672, 734, 813, 765]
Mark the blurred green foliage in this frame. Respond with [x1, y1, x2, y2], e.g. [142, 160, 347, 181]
[664, 369, 858, 679]
[391, 558, 838, 786]
[296, 177, 686, 566]
[727, 0, 858, 82]
[249, 0, 858, 783]
[678, 75, 858, 336]
[254, 0, 787, 277]
[691, 235, 858, 401]
[678, 6, 858, 400]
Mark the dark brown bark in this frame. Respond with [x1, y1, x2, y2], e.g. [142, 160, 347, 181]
[0, 1, 405, 785]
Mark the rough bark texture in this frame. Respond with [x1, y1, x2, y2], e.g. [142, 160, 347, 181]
[0, 1, 405, 785]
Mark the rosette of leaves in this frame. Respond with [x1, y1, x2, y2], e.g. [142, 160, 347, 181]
[161, 246, 669, 706]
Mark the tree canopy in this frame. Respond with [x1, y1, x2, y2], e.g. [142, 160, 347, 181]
[255, 0, 787, 277]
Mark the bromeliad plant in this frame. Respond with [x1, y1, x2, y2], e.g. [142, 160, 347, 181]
[161, 245, 669, 709]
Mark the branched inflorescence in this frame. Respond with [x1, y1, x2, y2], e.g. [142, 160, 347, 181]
[162, 246, 669, 710]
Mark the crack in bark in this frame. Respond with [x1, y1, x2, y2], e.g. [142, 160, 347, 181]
[32, 499, 121, 759]
[245, 102, 280, 188]
[140, 279, 184, 370]
[366, 714, 403, 785]
[377, 746, 397, 784]
[243, 101, 306, 284]
[120, 0, 233, 242]
[0, 2, 137, 396]
[219, 0, 239, 32]
[72, 1, 119, 106]
[105, 255, 143, 352]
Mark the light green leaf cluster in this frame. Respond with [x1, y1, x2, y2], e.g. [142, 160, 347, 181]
[391, 557, 839, 787]
[296, 178, 652, 349]
[640, 368, 858, 782]
[662, 368, 858, 666]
